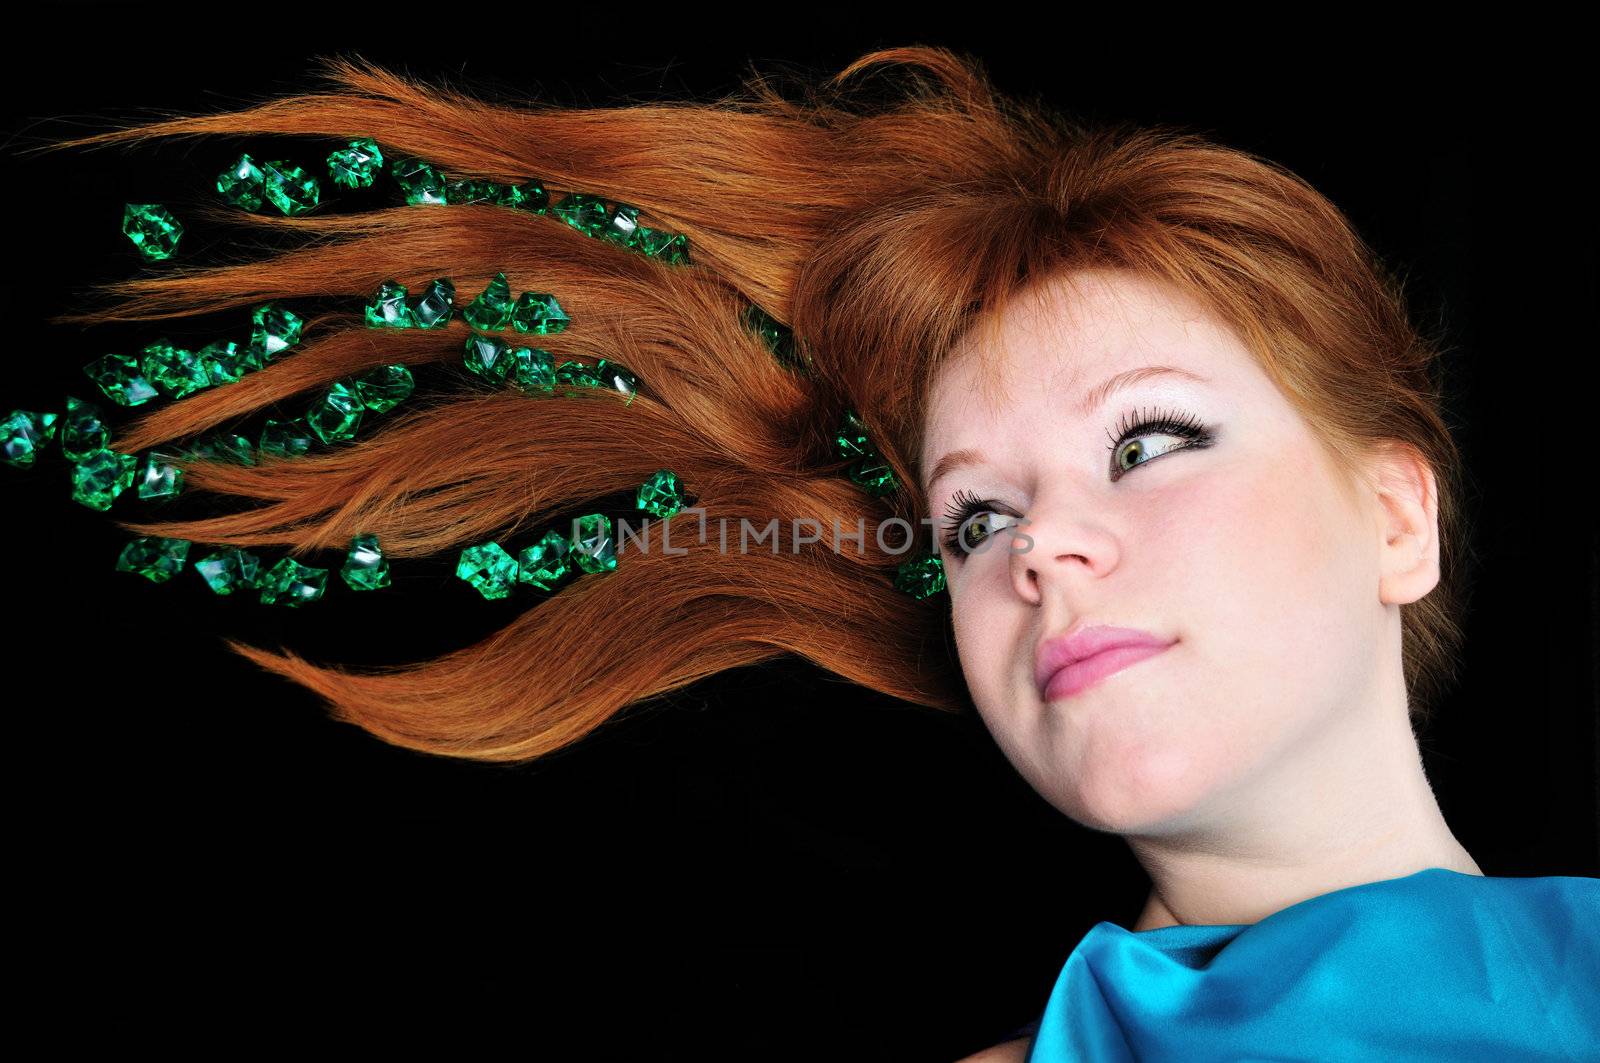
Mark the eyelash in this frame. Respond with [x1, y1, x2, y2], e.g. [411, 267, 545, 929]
[938, 405, 1216, 560]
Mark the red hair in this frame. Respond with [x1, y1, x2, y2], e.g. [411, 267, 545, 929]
[18, 45, 1471, 762]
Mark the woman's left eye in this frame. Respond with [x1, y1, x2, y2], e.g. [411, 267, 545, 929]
[1105, 405, 1215, 481]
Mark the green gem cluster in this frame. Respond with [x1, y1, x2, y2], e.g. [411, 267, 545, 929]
[833, 407, 900, 498]
[892, 551, 945, 600]
[461, 332, 638, 406]
[3, 359, 416, 512]
[214, 139, 385, 218]
[52, 469, 688, 608]
[50, 295, 417, 481]
[378, 150, 690, 265]
[214, 152, 326, 216]
[246, 362, 417, 458]
[739, 300, 942, 599]
[82, 302, 306, 411]
[835, 407, 946, 599]
[456, 468, 686, 601]
[365, 273, 571, 336]
[107, 531, 395, 607]
[208, 136, 694, 266]
[40, 132, 938, 607]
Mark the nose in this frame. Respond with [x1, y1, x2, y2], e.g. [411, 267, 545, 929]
[1008, 503, 1120, 604]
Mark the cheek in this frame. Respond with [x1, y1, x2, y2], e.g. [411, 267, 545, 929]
[949, 583, 1043, 771]
[1162, 440, 1375, 728]
[950, 591, 1012, 716]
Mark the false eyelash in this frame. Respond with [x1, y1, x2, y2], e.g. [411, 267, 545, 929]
[941, 486, 1007, 556]
[942, 486, 988, 532]
[1104, 405, 1209, 453]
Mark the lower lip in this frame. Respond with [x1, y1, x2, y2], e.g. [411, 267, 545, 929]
[1044, 643, 1172, 700]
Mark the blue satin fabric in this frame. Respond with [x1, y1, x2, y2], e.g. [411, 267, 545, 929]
[1025, 868, 1600, 1062]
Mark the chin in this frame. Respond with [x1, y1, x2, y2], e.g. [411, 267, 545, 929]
[1057, 742, 1220, 836]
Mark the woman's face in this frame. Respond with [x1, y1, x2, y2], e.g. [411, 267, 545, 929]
[919, 268, 1421, 837]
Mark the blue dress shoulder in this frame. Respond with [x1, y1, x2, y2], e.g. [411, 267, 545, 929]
[1020, 867, 1600, 1062]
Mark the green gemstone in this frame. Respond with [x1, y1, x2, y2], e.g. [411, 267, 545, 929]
[835, 409, 872, 461]
[365, 280, 416, 328]
[341, 532, 391, 591]
[594, 360, 638, 405]
[84, 352, 160, 407]
[446, 178, 498, 205]
[70, 447, 138, 511]
[516, 530, 571, 591]
[847, 453, 899, 497]
[59, 396, 107, 461]
[306, 380, 365, 444]
[462, 272, 514, 330]
[392, 157, 447, 205]
[893, 551, 946, 600]
[493, 183, 528, 210]
[631, 228, 690, 264]
[554, 360, 600, 397]
[456, 541, 518, 600]
[509, 347, 555, 394]
[552, 192, 609, 237]
[636, 469, 684, 519]
[509, 291, 570, 334]
[141, 340, 211, 400]
[744, 304, 806, 373]
[218, 433, 256, 464]
[217, 153, 265, 210]
[200, 340, 251, 386]
[411, 278, 455, 328]
[603, 203, 640, 245]
[327, 137, 384, 190]
[463, 333, 513, 382]
[247, 302, 306, 368]
[189, 432, 255, 465]
[114, 536, 190, 583]
[656, 233, 690, 265]
[629, 226, 670, 257]
[503, 179, 549, 213]
[260, 159, 320, 216]
[354, 364, 415, 413]
[260, 417, 314, 457]
[122, 203, 183, 260]
[570, 513, 617, 574]
[136, 451, 185, 500]
[194, 546, 263, 594]
[2, 409, 58, 468]
[257, 556, 329, 607]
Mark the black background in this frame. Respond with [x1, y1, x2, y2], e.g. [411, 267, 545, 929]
[2, 12, 1593, 1055]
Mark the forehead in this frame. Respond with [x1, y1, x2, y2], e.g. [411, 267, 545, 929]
[923, 269, 1231, 444]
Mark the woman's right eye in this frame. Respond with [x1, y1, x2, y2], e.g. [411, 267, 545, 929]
[940, 489, 1020, 562]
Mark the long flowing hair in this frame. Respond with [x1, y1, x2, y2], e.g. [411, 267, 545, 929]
[12, 45, 1474, 763]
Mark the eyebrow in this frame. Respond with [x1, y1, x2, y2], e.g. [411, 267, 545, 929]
[923, 364, 1210, 492]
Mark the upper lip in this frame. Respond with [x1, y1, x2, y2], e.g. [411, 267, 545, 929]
[1035, 623, 1173, 698]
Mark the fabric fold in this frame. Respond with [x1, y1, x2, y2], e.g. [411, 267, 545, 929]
[1024, 867, 1600, 1062]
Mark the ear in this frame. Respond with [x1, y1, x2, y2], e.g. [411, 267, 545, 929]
[1367, 443, 1440, 606]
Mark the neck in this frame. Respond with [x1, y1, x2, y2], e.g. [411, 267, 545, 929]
[1125, 687, 1482, 932]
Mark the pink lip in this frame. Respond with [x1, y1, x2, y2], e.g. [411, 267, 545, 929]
[1035, 625, 1174, 701]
